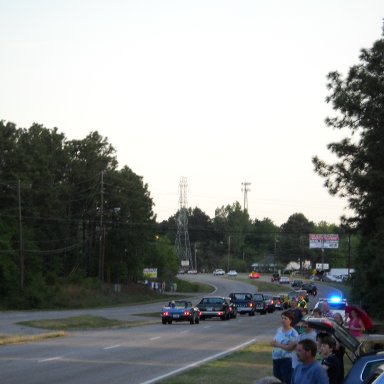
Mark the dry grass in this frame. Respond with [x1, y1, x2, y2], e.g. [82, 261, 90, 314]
[0, 331, 65, 345]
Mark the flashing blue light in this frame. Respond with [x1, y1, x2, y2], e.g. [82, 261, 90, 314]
[329, 296, 342, 303]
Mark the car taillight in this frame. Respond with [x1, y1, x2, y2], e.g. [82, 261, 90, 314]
[271, 300, 274, 304]
[163, 311, 169, 316]
[184, 311, 190, 316]
[217, 311, 223, 315]
[248, 302, 253, 307]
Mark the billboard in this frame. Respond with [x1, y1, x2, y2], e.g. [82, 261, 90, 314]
[143, 268, 158, 278]
[309, 234, 339, 249]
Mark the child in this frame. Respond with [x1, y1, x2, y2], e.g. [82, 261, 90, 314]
[320, 335, 342, 384]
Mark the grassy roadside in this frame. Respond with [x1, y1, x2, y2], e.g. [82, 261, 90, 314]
[156, 341, 353, 384]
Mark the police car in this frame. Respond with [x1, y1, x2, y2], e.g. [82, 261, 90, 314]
[313, 296, 347, 317]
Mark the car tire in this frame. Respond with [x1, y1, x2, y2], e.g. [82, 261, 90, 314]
[162, 319, 167, 325]
[195, 317, 200, 324]
[190, 317, 195, 325]
[168, 320, 172, 324]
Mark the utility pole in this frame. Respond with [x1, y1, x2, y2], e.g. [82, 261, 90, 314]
[18, 179, 24, 289]
[99, 171, 104, 280]
[241, 182, 251, 212]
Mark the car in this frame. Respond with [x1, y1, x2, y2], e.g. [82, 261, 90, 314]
[304, 317, 384, 384]
[227, 270, 238, 277]
[229, 292, 255, 316]
[253, 293, 268, 314]
[161, 300, 200, 325]
[249, 271, 260, 279]
[313, 296, 348, 317]
[301, 283, 318, 296]
[279, 276, 290, 284]
[213, 268, 225, 276]
[262, 294, 276, 313]
[187, 269, 197, 274]
[196, 296, 232, 320]
[291, 279, 303, 289]
[273, 295, 284, 310]
[364, 363, 384, 384]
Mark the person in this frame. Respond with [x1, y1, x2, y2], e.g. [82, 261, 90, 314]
[320, 335, 342, 384]
[270, 310, 298, 384]
[346, 309, 365, 338]
[333, 313, 344, 326]
[313, 308, 322, 318]
[321, 302, 334, 318]
[291, 339, 329, 384]
[291, 319, 318, 369]
[290, 300, 303, 331]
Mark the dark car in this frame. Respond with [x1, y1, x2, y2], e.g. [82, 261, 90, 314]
[196, 296, 232, 321]
[262, 294, 276, 313]
[253, 293, 267, 314]
[229, 292, 255, 316]
[291, 279, 303, 289]
[161, 300, 200, 325]
[304, 317, 384, 384]
[273, 295, 284, 310]
[301, 283, 318, 296]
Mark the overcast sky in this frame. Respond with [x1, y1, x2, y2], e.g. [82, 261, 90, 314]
[1, 1, 383, 225]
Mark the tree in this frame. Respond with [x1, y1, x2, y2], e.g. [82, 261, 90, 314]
[312, 31, 384, 317]
[280, 213, 315, 269]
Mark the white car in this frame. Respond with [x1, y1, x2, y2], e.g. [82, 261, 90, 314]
[213, 268, 225, 276]
[227, 270, 238, 277]
[279, 276, 290, 284]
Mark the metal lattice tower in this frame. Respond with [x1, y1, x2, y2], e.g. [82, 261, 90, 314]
[241, 182, 251, 212]
[175, 177, 193, 269]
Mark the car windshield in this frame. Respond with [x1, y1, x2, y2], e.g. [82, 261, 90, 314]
[253, 294, 263, 300]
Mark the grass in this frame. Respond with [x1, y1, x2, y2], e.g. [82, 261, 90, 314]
[0, 331, 65, 346]
[17, 315, 158, 331]
[157, 341, 354, 384]
[158, 342, 273, 384]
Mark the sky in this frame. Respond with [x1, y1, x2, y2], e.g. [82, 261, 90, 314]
[1, 0, 383, 226]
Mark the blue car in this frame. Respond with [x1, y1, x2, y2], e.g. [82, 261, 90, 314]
[161, 300, 200, 325]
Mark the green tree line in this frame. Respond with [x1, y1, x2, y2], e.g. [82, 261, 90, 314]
[0, 120, 356, 309]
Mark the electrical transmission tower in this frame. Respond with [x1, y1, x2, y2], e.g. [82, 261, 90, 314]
[175, 177, 193, 270]
[241, 182, 251, 212]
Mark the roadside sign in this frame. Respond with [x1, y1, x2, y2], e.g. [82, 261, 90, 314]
[309, 234, 339, 249]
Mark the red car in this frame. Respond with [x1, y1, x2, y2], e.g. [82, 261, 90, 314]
[248, 271, 260, 279]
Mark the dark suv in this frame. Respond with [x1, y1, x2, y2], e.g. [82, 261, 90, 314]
[252, 293, 267, 314]
[229, 292, 256, 316]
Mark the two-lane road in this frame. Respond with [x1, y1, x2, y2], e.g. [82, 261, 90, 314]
[0, 274, 343, 384]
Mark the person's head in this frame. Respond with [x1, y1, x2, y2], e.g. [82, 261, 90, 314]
[312, 308, 322, 318]
[300, 320, 314, 334]
[319, 335, 336, 358]
[281, 310, 294, 328]
[296, 339, 317, 364]
[322, 301, 330, 312]
[350, 309, 359, 318]
[334, 312, 344, 325]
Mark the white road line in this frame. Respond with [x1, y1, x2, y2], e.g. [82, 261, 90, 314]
[149, 336, 161, 341]
[139, 337, 260, 384]
[179, 330, 189, 334]
[104, 345, 121, 350]
[38, 357, 62, 363]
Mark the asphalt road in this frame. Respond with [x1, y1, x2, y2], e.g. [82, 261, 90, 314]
[0, 274, 343, 384]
